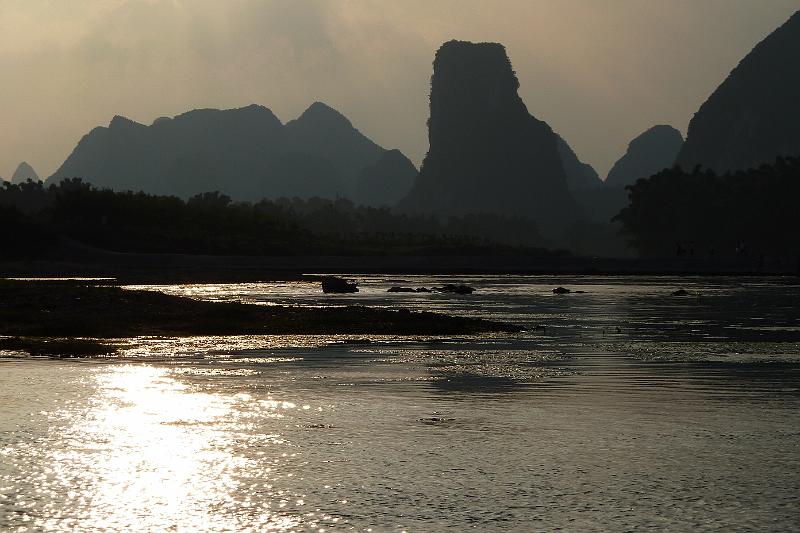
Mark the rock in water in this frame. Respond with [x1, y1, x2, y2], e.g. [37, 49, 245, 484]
[399, 40, 580, 237]
[675, 10, 800, 173]
[11, 162, 40, 184]
[606, 126, 684, 187]
[387, 286, 417, 293]
[321, 276, 359, 293]
[434, 284, 475, 295]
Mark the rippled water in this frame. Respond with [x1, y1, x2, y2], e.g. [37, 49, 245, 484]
[2, 275, 799, 531]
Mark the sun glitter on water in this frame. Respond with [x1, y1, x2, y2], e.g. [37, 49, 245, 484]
[37, 365, 301, 531]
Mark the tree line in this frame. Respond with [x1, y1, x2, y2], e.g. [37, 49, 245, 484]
[0, 179, 556, 258]
[614, 156, 800, 260]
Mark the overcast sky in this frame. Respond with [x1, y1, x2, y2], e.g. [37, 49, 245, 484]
[1, 0, 797, 181]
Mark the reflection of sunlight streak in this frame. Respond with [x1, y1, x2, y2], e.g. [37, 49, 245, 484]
[40, 365, 301, 531]
[114, 334, 409, 359]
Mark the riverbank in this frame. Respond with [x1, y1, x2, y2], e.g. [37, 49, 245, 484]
[2, 251, 797, 284]
[0, 280, 520, 356]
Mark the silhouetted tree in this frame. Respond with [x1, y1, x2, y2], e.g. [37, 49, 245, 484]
[614, 157, 800, 259]
[0, 178, 557, 257]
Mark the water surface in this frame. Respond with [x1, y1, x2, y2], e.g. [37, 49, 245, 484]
[1, 275, 799, 531]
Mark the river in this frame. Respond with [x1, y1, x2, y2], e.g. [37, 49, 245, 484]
[1, 275, 799, 531]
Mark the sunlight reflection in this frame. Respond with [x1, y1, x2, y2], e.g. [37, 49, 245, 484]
[38, 365, 301, 532]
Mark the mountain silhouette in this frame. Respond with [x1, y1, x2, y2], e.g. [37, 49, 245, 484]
[284, 102, 385, 194]
[354, 149, 417, 206]
[399, 40, 579, 236]
[675, 10, 800, 173]
[49, 102, 407, 204]
[606, 125, 684, 187]
[11, 162, 40, 184]
[556, 135, 603, 191]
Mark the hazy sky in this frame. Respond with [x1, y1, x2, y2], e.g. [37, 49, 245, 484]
[1, 0, 798, 181]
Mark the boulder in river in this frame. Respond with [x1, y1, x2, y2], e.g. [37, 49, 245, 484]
[321, 276, 359, 293]
[552, 287, 571, 294]
[434, 284, 475, 295]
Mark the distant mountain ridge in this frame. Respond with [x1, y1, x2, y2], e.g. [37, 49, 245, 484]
[50, 102, 417, 205]
[355, 149, 419, 207]
[606, 125, 684, 188]
[675, 10, 800, 173]
[399, 40, 580, 236]
[556, 135, 603, 191]
[284, 102, 385, 186]
[11, 162, 40, 184]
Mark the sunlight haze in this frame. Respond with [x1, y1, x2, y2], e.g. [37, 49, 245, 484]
[1, 0, 797, 179]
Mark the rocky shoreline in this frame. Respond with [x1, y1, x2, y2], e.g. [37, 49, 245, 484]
[0, 280, 520, 357]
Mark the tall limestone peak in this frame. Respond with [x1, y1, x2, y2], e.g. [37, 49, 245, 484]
[675, 10, 800, 173]
[11, 162, 40, 184]
[606, 125, 684, 187]
[399, 40, 578, 235]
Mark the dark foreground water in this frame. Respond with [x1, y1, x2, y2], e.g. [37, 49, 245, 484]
[1, 275, 799, 531]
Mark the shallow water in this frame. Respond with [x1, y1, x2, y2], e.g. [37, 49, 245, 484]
[1, 275, 799, 531]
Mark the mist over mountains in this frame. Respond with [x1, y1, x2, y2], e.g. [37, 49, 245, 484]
[47, 51, 600, 240]
[19, 7, 800, 258]
[50, 102, 417, 207]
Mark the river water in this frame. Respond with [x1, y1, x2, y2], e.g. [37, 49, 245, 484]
[1, 275, 799, 531]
